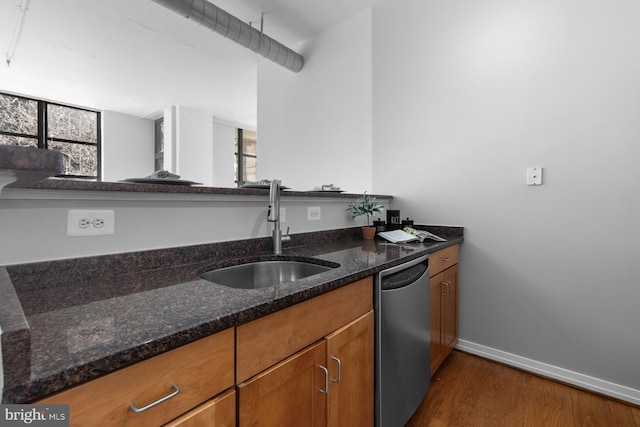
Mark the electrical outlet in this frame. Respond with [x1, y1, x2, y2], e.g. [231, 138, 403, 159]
[67, 210, 115, 236]
[307, 206, 321, 221]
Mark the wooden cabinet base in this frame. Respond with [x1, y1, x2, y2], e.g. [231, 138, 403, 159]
[164, 389, 235, 427]
[236, 277, 373, 384]
[430, 245, 460, 376]
[326, 311, 374, 427]
[238, 341, 328, 427]
[37, 329, 234, 427]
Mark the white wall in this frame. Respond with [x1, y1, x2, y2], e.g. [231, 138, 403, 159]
[0, 190, 385, 265]
[175, 106, 215, 186]
[212, 119, 240, 188]
[257, 10, 373, 193]
[163, 106, 177, 173]
[101, 110, 154, 181]
[170, 107, 242, 187]
[372, 0, 640, 401]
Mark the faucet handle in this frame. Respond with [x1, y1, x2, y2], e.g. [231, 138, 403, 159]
[282, 226, 292, 242]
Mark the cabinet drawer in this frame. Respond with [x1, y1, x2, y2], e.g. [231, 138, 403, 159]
[429, 244, 459, 277]
[38, 328, 234, 427]
[236, 277, 373, 383]
[163, 388, 236, 427]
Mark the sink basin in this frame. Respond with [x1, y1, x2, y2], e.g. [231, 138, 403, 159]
[200, 260, 335, 289]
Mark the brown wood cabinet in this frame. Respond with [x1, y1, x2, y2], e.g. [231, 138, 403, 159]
[430, 244, 460, 376]
[326, 311, 374, 427]
[37, 329, 235, 427]
[163, 389, 236, 427]
[236, 277, 373, 384]
[36, 277, 375, 427]
[238, 340, 328, 427]
[237, 278, 374, 427]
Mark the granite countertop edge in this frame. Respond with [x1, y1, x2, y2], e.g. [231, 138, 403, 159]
[1, 226, 463, 403]
[16, 178, 394, 199]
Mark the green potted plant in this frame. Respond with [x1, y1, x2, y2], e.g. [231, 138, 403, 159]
[347, 192, 384, 239]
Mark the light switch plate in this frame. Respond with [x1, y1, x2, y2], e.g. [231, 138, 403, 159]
[527, 167, 542, 186]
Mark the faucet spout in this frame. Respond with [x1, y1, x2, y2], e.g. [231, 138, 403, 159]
[268, 179, 280, 222]
[268, 179, 284, 254]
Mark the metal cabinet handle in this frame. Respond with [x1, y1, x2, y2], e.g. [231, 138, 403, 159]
[331, 356, 342, 383]
[318, 365, 329, 394]
[442, 281, 451, 296]
[129, 383, 180, 413]
[444, 257, 452, 262]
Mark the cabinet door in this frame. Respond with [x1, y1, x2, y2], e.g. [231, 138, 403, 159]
[325, 311, 374, 427]
[238, 341, 327, 427]
[442, 264, 459, 353]
[430, 264, 459, 376]
[163, 389, 235, 427]
[430, 272, 445, 376]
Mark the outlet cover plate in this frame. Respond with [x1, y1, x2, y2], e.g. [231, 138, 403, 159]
[67, 210, 115, 236]
[307, 206, 321, 221]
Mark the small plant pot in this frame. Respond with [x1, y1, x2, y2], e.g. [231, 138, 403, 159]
[361, 226, 376, 240]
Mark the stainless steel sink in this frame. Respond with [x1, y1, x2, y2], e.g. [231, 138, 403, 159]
[200, 260, 334, 289]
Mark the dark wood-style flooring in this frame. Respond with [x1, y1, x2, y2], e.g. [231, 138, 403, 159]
[406, 351, 640, 427]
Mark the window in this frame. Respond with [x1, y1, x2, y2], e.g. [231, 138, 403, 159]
[235, 128, 257, 185]
[155, 117, 164, 171]
[0, 92, 101, 179]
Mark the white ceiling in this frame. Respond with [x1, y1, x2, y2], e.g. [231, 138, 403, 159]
[0, 0, 384, 128]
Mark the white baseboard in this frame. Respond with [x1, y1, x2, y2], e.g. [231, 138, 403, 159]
[456, 339, 640, 406]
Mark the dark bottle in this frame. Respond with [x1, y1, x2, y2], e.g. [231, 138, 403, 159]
[373, 219, 386, 233]
[387, 210, 401, 230]
[401, 217, 414, 228]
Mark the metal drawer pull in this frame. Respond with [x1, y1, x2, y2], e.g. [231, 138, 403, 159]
[318, 365, 329, 394]
[444, 257, 452, 262]
[331, 356, 342, 383]
[129, 383, 180, 413]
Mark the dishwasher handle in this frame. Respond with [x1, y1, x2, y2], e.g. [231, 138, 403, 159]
[380, 261, 428, 290]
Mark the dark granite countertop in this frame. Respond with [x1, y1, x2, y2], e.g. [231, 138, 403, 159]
[15, 177, 393, 200]
[0, 146, 63, 188]
[0, 226, 463, 403]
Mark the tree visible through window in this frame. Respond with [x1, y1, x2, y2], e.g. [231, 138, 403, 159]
[235, 128, 256, 185]
[0, 92, 101, 179]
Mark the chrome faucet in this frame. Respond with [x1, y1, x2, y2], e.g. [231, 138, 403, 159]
[268, 179, 290, 254]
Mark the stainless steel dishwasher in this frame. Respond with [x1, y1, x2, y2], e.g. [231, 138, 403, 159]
[375, 254, 430, 427]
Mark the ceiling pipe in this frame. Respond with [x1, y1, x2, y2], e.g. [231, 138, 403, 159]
[6, 0, 30, 66]
[150, 0, 304, 73]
